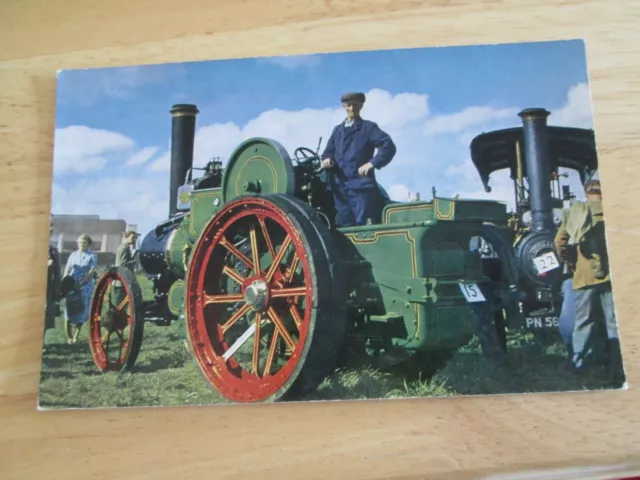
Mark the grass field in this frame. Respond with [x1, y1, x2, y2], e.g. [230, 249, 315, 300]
[37, 273, 618, 409]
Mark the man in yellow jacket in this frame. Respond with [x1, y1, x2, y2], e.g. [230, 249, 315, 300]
[554, 179, 624, 386]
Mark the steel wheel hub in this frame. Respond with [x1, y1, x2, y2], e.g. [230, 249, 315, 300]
[244, 279, 269, 312]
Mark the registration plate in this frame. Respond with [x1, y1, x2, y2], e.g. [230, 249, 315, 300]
[525, 316, 560, 328]
[458, 282, 486, 303]
[533, 251, 560, 274]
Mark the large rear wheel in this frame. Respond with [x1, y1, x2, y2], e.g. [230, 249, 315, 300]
[185, 194, 347, 403]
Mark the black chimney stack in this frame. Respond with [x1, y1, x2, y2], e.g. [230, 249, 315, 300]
[518, 108, 554, 232]
[169, 104, 199, 217]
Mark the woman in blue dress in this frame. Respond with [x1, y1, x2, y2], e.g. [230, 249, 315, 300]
[62, 233, 98, 344]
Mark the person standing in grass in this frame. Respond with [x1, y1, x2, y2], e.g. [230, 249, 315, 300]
[112, 230, 140, 306]
[554, 179, 625, 386]
[45, 223, 61, 331]
[62, 233, 98, 344]
[116, 230, 140, 273]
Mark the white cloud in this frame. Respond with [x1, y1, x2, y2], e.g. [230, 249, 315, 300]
[53, 126, 134, 173]
[548, 83, 593, 129]
[51, 177, 170, 237]
[125, 146, 159, 166]
[148, 151, 171, 172]
[363, 89, 430, 131]
[424, 106, 519, 136]
[188, 88, 430, 176]
[388, 184, 411, 202]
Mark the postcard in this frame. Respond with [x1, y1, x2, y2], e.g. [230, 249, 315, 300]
[39, 39, 627, 410]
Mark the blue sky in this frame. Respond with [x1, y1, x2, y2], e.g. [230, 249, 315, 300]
[51, 39, 595, 236]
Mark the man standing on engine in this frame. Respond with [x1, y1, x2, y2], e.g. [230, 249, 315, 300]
[321, 92, 396, 227]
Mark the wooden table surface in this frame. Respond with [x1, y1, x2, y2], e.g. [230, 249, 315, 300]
[1, 1, 639, 478]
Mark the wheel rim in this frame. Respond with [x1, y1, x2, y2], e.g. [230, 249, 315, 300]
[89, 270, 137, 371]
[186, 197, 312, 403]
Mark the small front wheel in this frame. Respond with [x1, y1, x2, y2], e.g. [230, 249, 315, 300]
[88, 267, 145, 372]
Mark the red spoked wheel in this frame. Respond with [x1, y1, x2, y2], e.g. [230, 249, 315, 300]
[88, 266, 144, 372]
[186, 194, 347, 403]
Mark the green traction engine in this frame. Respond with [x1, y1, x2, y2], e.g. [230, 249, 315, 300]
[88, 103, 524, 404]
[468, 110, 599, 344]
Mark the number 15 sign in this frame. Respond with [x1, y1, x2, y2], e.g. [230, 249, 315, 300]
[458, 282, 487, 303]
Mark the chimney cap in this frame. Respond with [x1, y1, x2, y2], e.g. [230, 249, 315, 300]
[170, 104, 199, 116]
[518, 108, 550, 120]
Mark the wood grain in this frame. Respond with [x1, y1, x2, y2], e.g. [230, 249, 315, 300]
[1, 0, 639, 478]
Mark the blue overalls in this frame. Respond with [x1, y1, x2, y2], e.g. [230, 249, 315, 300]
[321, 118, 396, 227]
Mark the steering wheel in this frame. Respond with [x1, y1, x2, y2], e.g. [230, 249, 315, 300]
[294, 147, 323, 174]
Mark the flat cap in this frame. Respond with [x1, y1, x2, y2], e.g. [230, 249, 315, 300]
[584, 178, 601, 194]
[341, 92, 366, 103]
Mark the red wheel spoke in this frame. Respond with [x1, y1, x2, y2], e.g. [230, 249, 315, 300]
[270, 287, 307, 298]
[252, 313, 262, 375]
[220, 236, 263, 275]
[285, 254, 299, 284]
[203, 293, 244, 305]
[289, 304, 303, 329]
[266, 307, 295, 351]
[249, 224, 261, 274]
[116, 297, 128, 312]
[220, 303, 251, 334]
[265, 235, 292, 282]
[258, 217, 276, 259]
[265, 330, 280, 375]
[222, 265, 246, 285]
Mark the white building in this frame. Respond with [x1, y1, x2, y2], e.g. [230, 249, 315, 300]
[50, 214, 136, 266]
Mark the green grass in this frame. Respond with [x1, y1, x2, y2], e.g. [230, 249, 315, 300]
[38, 274, 617, 409]
[38, 323, 616, 409]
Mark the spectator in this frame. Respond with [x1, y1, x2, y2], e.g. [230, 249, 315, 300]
[554, 179, 625, 386]
[62, 233, 97, 344]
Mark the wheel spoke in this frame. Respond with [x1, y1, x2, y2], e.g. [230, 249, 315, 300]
[270, 286, 307, 298]
[265, 235, 292, 282]
[116, 297, 128, 312]
[220, 236, 263, 275]
[203, 293, 244, 305]
[265, 330, 280, 375]
[249, 224, 261, 274]
[266, 306, 295, 351]
[289, 304, 303, 329]
[285, 254, 299, 284]
[258, 217, 276, 259]
[220, 303, 251, 334]
[222, 265, 246, 285]
[252, 313, 262, 375]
